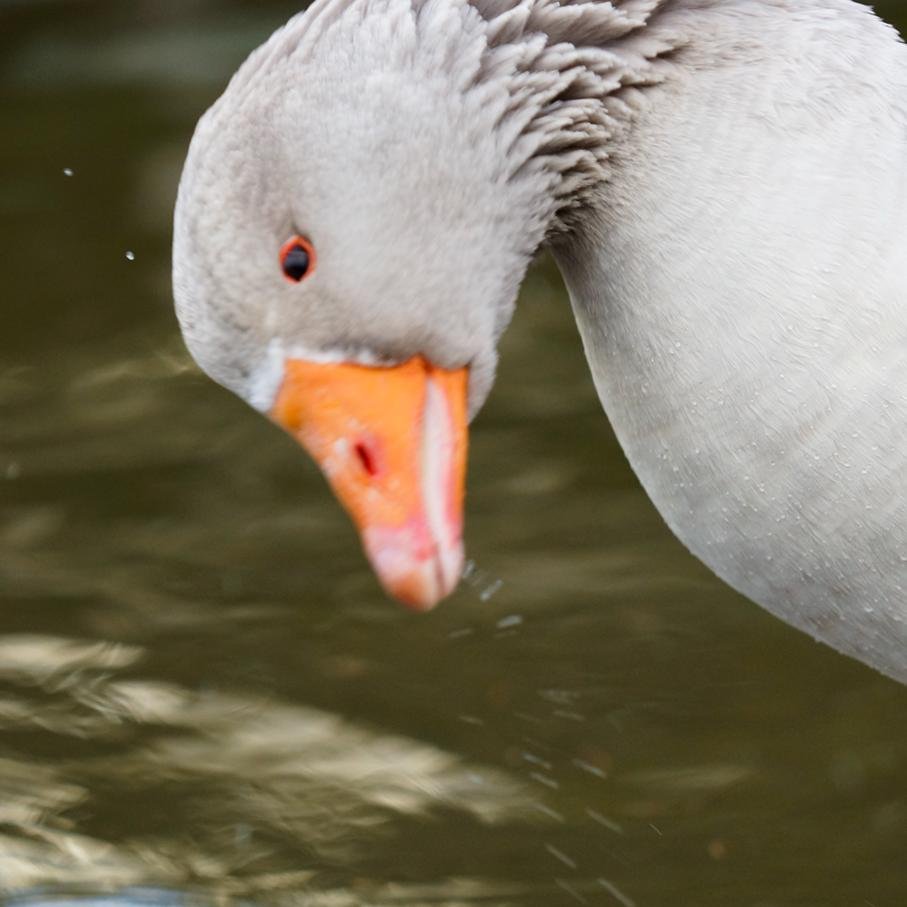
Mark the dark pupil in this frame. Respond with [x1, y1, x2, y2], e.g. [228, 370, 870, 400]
[283, 245, 310, 281]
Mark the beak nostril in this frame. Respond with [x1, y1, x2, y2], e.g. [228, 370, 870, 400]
[354, 441, 378, 477]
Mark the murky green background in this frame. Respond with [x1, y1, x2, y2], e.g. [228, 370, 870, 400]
[1, 2, 906, 905]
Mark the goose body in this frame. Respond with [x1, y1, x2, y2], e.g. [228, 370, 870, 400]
[173, 0, 907, 681]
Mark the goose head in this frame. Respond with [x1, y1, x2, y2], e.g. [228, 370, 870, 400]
[172, 1, 576, 609]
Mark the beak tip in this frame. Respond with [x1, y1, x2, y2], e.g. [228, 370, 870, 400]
[390, 557, 464, 613]
[397, 588, 445, 614]
[366, 535, 464, 613]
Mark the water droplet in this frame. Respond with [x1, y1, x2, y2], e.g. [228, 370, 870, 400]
[555, 879, 587, 904]
[496, 614, 523, 630]
[522, 752, 553, 770]
[479, 578, 503, 602]
[458, 714, 484, 726]
[62, 167, 74, 177]
[586, 808, 623, 833]
[531, 772, 560, 790]
[533, 801, 566, 822]
[598, 878, 636, 907]
[572, 758, 607, 779]
[125, 250, 136, 261]
[545, 843, 577, 869]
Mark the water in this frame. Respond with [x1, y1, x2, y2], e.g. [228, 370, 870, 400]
[2, 2, 906, 905]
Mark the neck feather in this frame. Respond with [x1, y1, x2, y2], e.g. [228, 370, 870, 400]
[461, 0, 681, 234]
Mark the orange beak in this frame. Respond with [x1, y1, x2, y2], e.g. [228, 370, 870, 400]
[270, 356, 468, 611]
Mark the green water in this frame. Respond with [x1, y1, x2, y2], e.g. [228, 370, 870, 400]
[1, 2, 906, 905]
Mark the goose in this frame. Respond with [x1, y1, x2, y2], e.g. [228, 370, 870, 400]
[172, 0, 907, 683]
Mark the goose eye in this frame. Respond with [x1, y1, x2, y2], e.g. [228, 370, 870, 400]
[279, 235, 316, 283]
